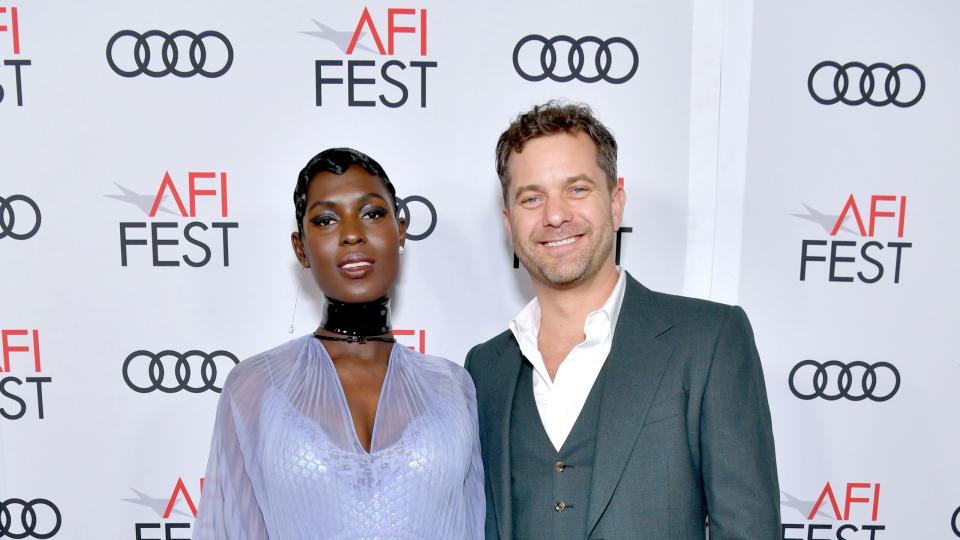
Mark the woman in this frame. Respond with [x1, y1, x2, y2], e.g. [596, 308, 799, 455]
[194, 148, 484, 539]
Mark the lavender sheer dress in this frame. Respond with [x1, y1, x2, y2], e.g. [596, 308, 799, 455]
[193, 335, 484, 539]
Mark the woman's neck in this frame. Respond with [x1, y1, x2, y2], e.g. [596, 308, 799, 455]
[321, 296, 392, 337]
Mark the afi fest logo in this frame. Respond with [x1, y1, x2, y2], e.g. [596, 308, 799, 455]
[0, 329, 51, 421]
[797, 194, 911, 284]
[0, 6, 29, 106]
[781, 482, 885, 539]
[305, 6, 437, 107]
[110, 171, 239, 267]
[125, 477, 203, 540]
[393, 329, 426, 354]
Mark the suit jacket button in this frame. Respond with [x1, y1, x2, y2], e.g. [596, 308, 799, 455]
[554, 461, 566, 472]
[554, 501, 566, 512]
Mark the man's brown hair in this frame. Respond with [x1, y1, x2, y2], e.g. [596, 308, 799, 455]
[495, 101, 618, 206]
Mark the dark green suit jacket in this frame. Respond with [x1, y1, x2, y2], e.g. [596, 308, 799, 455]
[465, 274, 781, 539]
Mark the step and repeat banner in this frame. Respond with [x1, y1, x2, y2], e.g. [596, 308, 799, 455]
[1, 1, 957, 539]
[734, 1, 960, 539]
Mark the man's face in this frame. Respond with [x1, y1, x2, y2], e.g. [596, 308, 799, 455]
[503, 131, 625, 289]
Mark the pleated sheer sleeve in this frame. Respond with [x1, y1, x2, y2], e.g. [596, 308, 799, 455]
[193, 371, 270, 540]
[193, 336, 484, 539]
[461, 370, 486, 539]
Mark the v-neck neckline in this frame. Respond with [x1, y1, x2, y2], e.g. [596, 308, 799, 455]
[518, 358, 607, 454]
[317, 339, 397, 455]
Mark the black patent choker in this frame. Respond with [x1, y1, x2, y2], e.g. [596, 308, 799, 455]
[319, 296, 393, 342]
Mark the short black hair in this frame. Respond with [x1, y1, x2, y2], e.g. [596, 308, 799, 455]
[293, 147, 399, 235]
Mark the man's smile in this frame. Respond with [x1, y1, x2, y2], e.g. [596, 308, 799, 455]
[541, 235, 583, 248]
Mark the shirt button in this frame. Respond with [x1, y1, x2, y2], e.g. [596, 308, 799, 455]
[554, 461, 566, 472]
[554, 501, 566, 512]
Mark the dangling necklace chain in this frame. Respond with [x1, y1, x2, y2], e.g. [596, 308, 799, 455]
[314, 334, 395, 344]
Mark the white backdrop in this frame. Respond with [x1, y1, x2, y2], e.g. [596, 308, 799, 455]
[1, 1, 957, 538]
[734, 1, 960, 537]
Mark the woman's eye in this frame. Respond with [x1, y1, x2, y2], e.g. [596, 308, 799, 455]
[363, 207, 388, 220]
[311, 215, 337, 227]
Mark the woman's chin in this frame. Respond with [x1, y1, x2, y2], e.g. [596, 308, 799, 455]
[323, 288, 391, 304]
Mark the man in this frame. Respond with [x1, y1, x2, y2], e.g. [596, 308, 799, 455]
[465, 102, 780, 539]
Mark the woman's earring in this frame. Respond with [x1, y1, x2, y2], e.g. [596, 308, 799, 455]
[398, 245, 405, 255]
[288, 267, 306, 334]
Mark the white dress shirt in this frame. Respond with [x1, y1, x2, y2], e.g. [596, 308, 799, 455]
[509, 270, 627, 451]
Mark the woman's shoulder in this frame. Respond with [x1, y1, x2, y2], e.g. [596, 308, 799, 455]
[221, 335, 313, 397]
[398, 346, 476, 398]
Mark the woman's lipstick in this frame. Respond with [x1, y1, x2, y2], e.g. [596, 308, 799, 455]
[338, 254, 374, 279]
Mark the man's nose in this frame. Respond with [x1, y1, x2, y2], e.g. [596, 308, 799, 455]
[542, 195, 573, 228]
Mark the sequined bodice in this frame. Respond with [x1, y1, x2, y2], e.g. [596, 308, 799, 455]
[194, 336, 484, 540]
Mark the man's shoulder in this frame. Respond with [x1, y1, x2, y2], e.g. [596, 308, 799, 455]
[643, 287, 733, 323]
[621, 275, 747, 343]
[464, 329, 515, 373]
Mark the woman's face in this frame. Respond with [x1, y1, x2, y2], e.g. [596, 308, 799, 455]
[291, 166, 406, 303]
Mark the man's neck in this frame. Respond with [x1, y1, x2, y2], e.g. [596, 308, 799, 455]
[533, 261, 620, 334]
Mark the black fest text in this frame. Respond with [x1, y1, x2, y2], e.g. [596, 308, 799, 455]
[119, 171, 239, 267]
[315, 7, 437, 108]
[0, 6, 29, 106]
[0, 329, 50, 420]
[800, 195, 911, 284]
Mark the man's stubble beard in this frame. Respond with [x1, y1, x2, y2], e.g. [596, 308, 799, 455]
[514, 222, 616, 291]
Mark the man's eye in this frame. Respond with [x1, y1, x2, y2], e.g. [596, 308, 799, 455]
[521, 196, 541, 205]
[571, 185, 589, 194]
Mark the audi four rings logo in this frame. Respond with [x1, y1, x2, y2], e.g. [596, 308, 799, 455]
[789, 360, 900, 402]
[122, 350, 239, 394]
[513, 35, 638, 84]
[398, 195, 437, 241]
[952, 505, 960, 537]
[0, 499, 61, 539]
[808, 61, 924, 107]
[106, 30, 233, 78]
[0, 195, 41, 241]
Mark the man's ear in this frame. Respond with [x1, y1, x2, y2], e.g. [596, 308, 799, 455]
[610, 184, 626, 231]
[291, 231, 310, 268]
[502, 206, 513, 240]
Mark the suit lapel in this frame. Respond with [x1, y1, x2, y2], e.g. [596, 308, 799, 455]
[587, 276, 674, 533]
[485, 338, 523, 540]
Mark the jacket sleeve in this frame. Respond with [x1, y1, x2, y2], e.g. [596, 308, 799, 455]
[464, 344, 501, 540]
[700, 305, 781, 539]
[193, 389, 270, 540]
